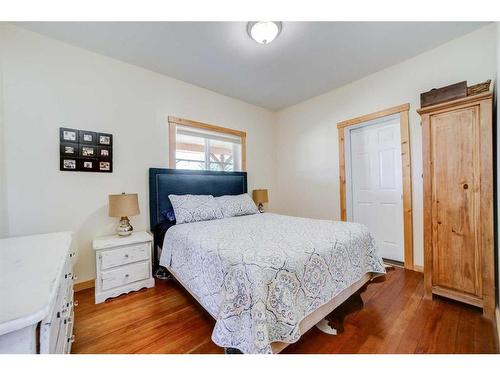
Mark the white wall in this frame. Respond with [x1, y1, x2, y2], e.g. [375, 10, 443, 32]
[274, 24, 497, 268]
[1, 22, 497, 282]
[0, 24, 276, 282]
[0, 39, 9, 238]
[0, 28, 7, 238]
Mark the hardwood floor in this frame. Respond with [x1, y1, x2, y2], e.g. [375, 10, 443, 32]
[72, 268, 499, 354]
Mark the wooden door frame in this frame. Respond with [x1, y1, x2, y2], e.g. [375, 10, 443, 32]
[337, 103, 414, 270]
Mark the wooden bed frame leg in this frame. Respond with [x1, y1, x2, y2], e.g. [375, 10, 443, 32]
[224, 347, 243, 354]
[154, 266, 173, 280]
[315, 319, 338, 335]
[317, 288, 365, 335]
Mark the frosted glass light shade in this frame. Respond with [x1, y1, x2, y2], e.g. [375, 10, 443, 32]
[247, 22, 282, 44]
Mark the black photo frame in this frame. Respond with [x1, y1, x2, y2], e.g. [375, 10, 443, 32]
[60, 158, 78, 171]
[60, 142, 78, 156]
[79, 144, 97, 158]
[79, 158, 98, 172]
[98, 133, 113, 146]
[60, 127, 79, 143]
[59, 127, 113, 173]
[79, 130, 98, 145]
[98, 146, 112, 161]
[98, 161, 112, 173]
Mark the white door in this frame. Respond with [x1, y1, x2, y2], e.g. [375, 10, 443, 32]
[346, 115, 405, 262]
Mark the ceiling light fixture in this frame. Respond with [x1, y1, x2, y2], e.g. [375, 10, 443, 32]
[247, 21, 282, 44]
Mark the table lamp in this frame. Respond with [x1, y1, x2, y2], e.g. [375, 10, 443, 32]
[252, 189, 269, 213]
[108, 193, 140, 236]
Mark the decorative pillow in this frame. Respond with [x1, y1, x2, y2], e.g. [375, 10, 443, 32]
[214, 193, 259, 218]
[160, 208, 176, 222]
[168, 194, 223, 224]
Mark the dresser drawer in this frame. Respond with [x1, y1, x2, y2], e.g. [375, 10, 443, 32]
[60, 309, 75, 354]
[40, 280, 70, 353]
[101, 261, 150, 291]
[40, 291, 64, 354]
[100, 242, 150, 270]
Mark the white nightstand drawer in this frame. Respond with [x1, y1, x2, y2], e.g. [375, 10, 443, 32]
[100, 242, 149, 270]
[94, 232, 154, 304]
[101, 261, 150, 291]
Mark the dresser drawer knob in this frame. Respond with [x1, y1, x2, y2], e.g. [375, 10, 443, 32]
[125, 274, 129, 278]
[124, 254, 129, 258]
[67, 335, 75, 343]
[74, 300, 79, 307]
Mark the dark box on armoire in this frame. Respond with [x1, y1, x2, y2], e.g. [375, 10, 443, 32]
[420, 81, 467, 108]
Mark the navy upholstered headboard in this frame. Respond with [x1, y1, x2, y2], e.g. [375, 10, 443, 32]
[148, 168, 248, 230]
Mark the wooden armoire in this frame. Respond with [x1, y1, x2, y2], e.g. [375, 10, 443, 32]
[418, 91, 495, 318]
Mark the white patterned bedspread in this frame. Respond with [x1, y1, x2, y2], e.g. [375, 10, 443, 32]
[160, 213, 385, 354]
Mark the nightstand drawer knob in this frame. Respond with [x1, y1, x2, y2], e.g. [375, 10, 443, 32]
[125, 274, 129, 277]
[124, 254, 129, 258]
[74, 300, 79, 307]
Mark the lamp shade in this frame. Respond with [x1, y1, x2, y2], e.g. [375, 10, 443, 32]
[252, 189, 269, 204]
[108, 193, 140, 218]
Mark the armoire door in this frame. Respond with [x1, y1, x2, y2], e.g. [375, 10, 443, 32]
[430, 106, 480, 296]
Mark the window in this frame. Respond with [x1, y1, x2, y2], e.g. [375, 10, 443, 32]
[168, 116, 246, 172]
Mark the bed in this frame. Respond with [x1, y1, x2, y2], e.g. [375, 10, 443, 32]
[149, 168, 385, 354]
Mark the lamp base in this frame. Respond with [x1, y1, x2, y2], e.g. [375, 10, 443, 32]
[117, 216, 133, 236]
[258, 203, 265, 213]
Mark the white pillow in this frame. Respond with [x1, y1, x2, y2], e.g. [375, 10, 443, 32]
[214, 193, 259, 218]
[168, 194, 223, 224]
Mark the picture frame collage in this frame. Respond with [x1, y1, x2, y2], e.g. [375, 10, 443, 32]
[60, 127, 113, 172]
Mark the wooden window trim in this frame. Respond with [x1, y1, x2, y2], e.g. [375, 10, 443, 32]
[337, 103, 414, 271]
[168, 116, 247, 171]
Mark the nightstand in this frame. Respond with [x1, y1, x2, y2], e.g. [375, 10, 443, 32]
[93, 231, 155, 304]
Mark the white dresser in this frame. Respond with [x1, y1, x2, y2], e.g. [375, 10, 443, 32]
[93, 231, 155, 304]
[0, 232, 76, 354]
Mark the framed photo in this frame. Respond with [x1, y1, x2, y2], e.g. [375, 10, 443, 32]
[60, 127, 78, 143]
[80, 145, 97, 157]
[99, 161, 112, 172]
[98, 133, 113, 146]
[60, 142, 78, 156]
[98, 146, 112, 160]
[60, 158, 77, 171]
[60, 127, 113, 173]
[78, 159, 97, 171]
[79, 130, 97, 145]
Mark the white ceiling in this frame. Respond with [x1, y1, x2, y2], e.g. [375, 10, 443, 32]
[18, 22, 486, 111]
